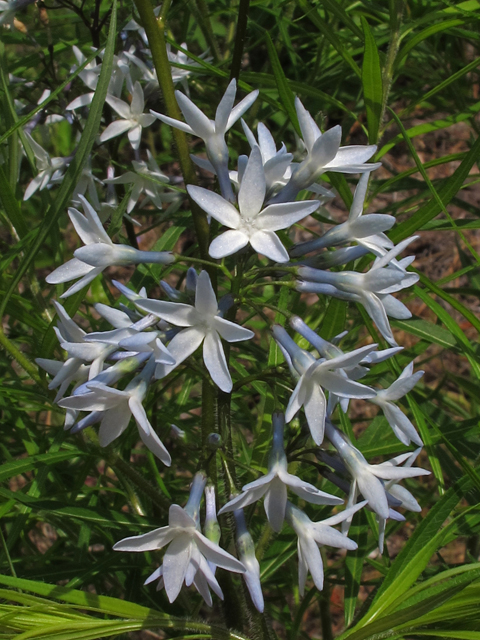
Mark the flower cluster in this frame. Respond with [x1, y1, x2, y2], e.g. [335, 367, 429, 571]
[25, 10, 430, 613]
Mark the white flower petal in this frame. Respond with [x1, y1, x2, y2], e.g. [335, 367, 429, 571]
[24, 174, 44, 201]
[369, 464, 430, 480]
[257, 122, 277, 160]
[169, 504, 196, 528]
[158, 326, 206, 376]
[66, 93, 95, 110]
[99, 119, 133, 143]
[324, 144, 377, 169]
[203, 330, 232, 392]
[310, 125, 342, 168]
[215, 79, 237, 133]
[218, 485, 268, 514]
[250, 229, 289, 263]
[300, 535, 324, 592]
[256, 200, 320, 231]
[130, 81, 144, 115]
[98, 403, 131, 446]
[194, 531, 245, 573]
[361, 292, 397, 346]
[209, 230, 249, 258]
[295, 97, 322, 153]
[283, 473, 342, 505]
[130, 397, 172, 466]
[136, 300, 197, 327]
[195, 270, 218, 316]
[187, 186, 240, 228]
[150, 110, 195, 135]
[226, 89, 259, 132]
[213, 316, 254, 342]
[176, 90, 214, 139]
[285, 375, 308, 422]
[128, 124, 142, 150]
[46, 258, 96, 284]
[263, 477, 287, 532]
[163, 536, 193, 602]
[59, 268, 103, 298]
[303, 382, 326, 445]
[113, 526, 175, 552]
[238, 146, 266, 219]
[106, 94, 132, 119]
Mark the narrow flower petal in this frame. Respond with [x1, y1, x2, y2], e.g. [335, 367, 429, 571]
[203, 330, 232, 392]
[209, 230, 249, 258]
[213, 316, 254, 342]
[238, 146, 266, 219]
[250, 229, 289, 262]
[256, 200, 320, 231]
[113, 526, 175, 552]
[303, 382, 326, 445]
[176, 90, 214, 139]
[150, 110, 195, 135]
[215, 79, 237, 133]
[128, 124, 142, 150]
[187, 186, 241, 228]
[194, 532, 245, 573]
[226, 89, 259, 131]
[163, 536, 193, 603]
[195, 270, 218, 316]
[98, 403, 131, 446]
[263, 477, 287, 532]
[99, 119, 133, 143]
[135, 300, 198, 327]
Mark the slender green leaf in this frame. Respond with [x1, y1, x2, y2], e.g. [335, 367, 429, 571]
[390, 133, 480, 242]
[265, 32, 300, 136]
[361, 17, 383, 144]
[0, 0, 118, 319]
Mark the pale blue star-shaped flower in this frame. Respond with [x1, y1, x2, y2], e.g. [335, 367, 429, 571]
[151, 79, 258, 202]
[273, 325, 376, 444]
[100, 81, 155, 150]
[188, 146, 321, 263]
[271, 97, 380, 203]
[219, 412, 342, 531]
[114, 473, 245, 603]
[135, 270, 254, 392]
[46, 195, 174, 298]
[286, 500, 366, 595]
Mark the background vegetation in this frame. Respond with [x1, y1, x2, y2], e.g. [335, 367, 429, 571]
[1, 0, 480, 638]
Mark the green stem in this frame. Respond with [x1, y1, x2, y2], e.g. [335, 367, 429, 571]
[241, 280, 296, 295]
[319, 549, 334, 640]
[105, 452, 171, 512]
[0, 328, 43, 386]
[201, 379, 218, 482]
[229, 0, 251, 82]
[174, 254, 232, 279]
[187, 0, 221, 63]
[133, 0, 211, 264]
[255, 521, 273, 562]
[377, 0, 405, 142]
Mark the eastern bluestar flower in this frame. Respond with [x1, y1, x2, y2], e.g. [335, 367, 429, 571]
[188, 146, 321, 263]
[151, 79, 258, 201]
[271, 98, 380, 204]
[297, 237, 419, 346]
[59, 357, 172, 465]
[114, 473, 245, 603]
[46, 195, 174, 298]
[273, 325, 376, 444]
[135, 270, 254, 392]
[219, 412, 342, 531]
[286, 500, 366, 594]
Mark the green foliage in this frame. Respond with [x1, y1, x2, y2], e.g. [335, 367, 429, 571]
[1, 0, 480, 639]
